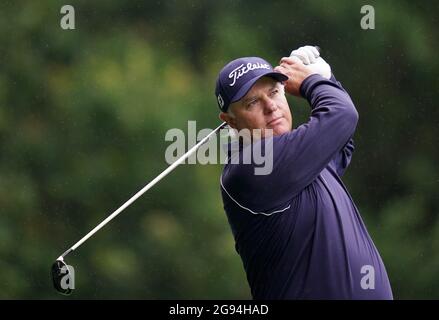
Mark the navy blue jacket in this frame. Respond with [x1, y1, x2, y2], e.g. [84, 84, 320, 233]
[220, 74, 393, 299]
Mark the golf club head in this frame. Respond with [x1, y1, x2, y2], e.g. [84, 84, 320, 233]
[51, 258, 74, 295]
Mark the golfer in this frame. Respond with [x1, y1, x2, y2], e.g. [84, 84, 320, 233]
[215, 46, 393, 299]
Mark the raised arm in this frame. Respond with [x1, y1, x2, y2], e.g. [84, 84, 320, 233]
[222, 65, 359, 213]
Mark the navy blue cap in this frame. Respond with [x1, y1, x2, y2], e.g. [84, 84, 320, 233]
[215, 57, 288, 112]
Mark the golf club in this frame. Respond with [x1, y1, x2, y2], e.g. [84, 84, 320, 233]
[51, 122, 227, 294]
[51, 45, 324, 295]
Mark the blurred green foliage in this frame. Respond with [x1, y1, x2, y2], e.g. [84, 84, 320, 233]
[0, 0, 438, 299]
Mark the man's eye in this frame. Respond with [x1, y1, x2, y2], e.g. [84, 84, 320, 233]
[247, 100, 258, 108]
[270, 89, 279, 96]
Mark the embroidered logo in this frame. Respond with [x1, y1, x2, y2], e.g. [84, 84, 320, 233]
[228, 62, 270, 86]
[217, 94, 225, 108]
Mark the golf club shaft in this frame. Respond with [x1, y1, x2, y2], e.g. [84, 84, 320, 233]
[58, 122, 227, 260]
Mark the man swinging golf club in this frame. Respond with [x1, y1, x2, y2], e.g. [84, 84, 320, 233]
[216, 46, 393, 299]
[51, 45, 392, 300]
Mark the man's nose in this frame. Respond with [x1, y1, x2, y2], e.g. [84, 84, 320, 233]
[262, 96, 277, 113]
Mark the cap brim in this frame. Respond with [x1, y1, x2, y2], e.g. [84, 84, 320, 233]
[230, 71, 289, 104]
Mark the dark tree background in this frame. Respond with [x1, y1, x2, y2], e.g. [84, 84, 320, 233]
[0, 0, 438, 299]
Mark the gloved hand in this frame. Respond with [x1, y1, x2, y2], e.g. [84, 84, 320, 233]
[289, 45, 331, 79]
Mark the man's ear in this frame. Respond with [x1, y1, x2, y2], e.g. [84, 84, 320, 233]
[219, 112, 237, 129]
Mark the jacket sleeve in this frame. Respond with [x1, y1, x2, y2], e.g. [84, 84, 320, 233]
[329, 138, 355, 177]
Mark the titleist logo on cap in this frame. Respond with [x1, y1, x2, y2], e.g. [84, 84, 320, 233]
[228, 62, 270, 86]
[215, 56, 287, 112]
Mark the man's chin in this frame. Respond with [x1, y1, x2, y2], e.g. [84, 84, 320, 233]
[273, 128, 289, 136]
[263, 125, 290, 137]
[266, 118, 292, 135]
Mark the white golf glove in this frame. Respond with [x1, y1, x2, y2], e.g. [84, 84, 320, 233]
[290, 45, 331, 79]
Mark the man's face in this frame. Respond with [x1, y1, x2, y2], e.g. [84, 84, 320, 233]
[220, 77, 293, 138]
